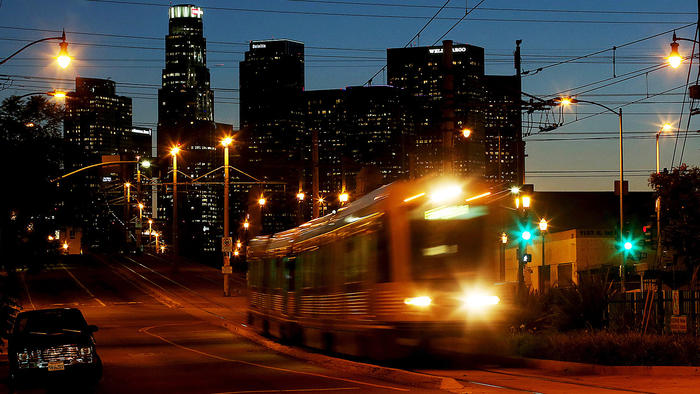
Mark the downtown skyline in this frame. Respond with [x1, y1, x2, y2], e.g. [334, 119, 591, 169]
[0, 0, 698, 191]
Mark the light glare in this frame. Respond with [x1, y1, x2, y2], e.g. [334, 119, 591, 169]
[404, 296, 432, 307]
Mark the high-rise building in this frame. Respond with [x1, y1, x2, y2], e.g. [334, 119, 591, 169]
[157, 4, 219, 256]
[63, 77, 137, 250]
[387, 42, 487, 178]
[240, 39, 305, 167]
[303, 85, 414, 208]
[240, 39, 305, 233]
[64, 77, 133, 167]
[484, 75, 522, 186]
[158, 4, 214, 156]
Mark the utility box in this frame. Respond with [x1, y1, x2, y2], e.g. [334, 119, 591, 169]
[689, 84, 700, 100]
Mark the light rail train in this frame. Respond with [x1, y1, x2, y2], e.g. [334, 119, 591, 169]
[247, 176, 516, 358]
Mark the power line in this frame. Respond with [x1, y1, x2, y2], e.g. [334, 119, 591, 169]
[288, 1, 696, 16]
[85, 1, 694, 24]
[521, 22, 696, 76]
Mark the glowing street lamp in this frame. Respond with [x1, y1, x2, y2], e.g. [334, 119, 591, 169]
[501, 232, 508, 244]
[539, 218, 548, 232]
[668, 37, 682, 69]
[138, 203, 144, 221]
[258, 195, 266, 206]
[339, 191, 349, 204]
[0, 30, 71, 69]
[461, 128, 472, 138]
[243, 220, 250, 230]
[296, 191, 305, 201]
[47, 90, 67, 99]
[148, 219, 153, 244]
[62, 242, 69, 253]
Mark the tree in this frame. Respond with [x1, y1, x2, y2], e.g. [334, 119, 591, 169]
[0, 95, 64, 271]
[649, 165, 700, 278]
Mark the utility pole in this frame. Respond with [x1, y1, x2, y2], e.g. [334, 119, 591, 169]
[172, 149, 179, 256]
[222, 139, 231, 296]
[441, 40, 455, 175]
[312, 128, 320, 219]
[514, 39, 525, 185]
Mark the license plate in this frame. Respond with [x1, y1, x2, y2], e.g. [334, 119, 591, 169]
[48, 361, 64, 371]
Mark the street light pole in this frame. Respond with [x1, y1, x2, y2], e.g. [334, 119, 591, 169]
[557, 98, 626, 291]
[221, 137, 232, 296]
[170, 146, 180, 256]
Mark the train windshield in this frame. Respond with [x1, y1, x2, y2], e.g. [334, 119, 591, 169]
[409, 215, 487, 280]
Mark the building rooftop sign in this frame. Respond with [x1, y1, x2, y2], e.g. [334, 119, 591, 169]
[169, 5, 203, 19]
[428, 47, 467, 55]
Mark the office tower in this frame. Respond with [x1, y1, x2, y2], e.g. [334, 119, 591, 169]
[303, 85, 414, 206]
[484, 75, 522, 186]
[157, 4, 219, 255]
[240, 39, 305, 232]
[63, 77, 136, 249]
[387, 42, 486, 178]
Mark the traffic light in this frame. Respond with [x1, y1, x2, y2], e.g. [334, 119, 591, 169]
[618, 235, 638, 255]
[642, 224, 653, 245]
[521, 231, 532, 241]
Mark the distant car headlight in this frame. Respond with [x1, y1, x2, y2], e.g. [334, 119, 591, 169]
[462, 293, 500, 310]
[404, 296, 432, 307]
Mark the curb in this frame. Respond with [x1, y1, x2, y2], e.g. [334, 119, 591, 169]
[218, 320, 465, 392]
[519, 357, 700, 376]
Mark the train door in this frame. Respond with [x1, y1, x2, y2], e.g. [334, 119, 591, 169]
[282, 256, 296, 316]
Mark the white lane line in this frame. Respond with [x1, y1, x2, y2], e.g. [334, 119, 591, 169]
[213, 388, 359, 394]
[21, 272, 36, 310]
[139, 323, 408, 392]
[61, 264, 106, 307]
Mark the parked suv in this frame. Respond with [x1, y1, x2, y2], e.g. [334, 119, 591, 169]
[8, 308, 102, 390]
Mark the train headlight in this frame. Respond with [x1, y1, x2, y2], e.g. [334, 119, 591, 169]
[404, 296, 432, 307]
[429, 184, 462, 203]
[462, 293, 500, 311]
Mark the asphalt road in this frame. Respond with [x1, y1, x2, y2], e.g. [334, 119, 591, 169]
[4, 254, 700, 394]
[3, 254, 438, 394]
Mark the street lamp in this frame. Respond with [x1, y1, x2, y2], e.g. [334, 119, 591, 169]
[0, 30, 71, 69]
[339, 191, 349, 204]
[557, 96, 626, 290]
[461, 128, 472, 138]
[258, 195, 266, 206]
[243, 219, 250, 230]
[221, 136, 233, 296]
[296, 191, 305, 201]
[667, 32, 698, 69]
[138, 203, 144, 221]
[148, 219, 153, 245]
[170, 145, 181, 256]
[655, 123, 673, 267]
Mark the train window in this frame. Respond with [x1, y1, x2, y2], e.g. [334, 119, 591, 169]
[409, 217, 486, 280]
[344, 236, 367, 283]
[285, 257, 296, 292]
[375, 230, 390, 283]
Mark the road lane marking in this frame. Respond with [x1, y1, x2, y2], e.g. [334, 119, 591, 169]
[61, 264, 106, 307]
[21, 271, 36, 310]
[139, 323, 408, 392]
[213, 388, 359, 394]
[478, 369, 653, 393]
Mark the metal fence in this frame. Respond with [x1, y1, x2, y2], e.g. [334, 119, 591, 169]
[609, 289, 700, 335]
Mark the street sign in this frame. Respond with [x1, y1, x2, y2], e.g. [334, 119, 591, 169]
[671, 315, 687, 334]
[221, 236, 233, 253]
[672, 290, 680, 315]
[222, 265, 233, 274]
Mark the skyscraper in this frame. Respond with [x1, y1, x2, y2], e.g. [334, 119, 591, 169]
[240, 39, 305, 232]
[64, 77, 133, 166]
[63, 77, 138, 249]
[157, 4, 219, 255]
[240, 39, 305, 168]
[387, 42, 486, 178]
[484, 75, 522, 186]
[158, 4, 214, 156]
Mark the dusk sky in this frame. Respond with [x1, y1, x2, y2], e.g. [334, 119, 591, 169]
[1, 0, 698, 191]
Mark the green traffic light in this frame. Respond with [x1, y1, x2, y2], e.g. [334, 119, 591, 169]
[624, 241, 632, 251]
[522, 231, 532, 241]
